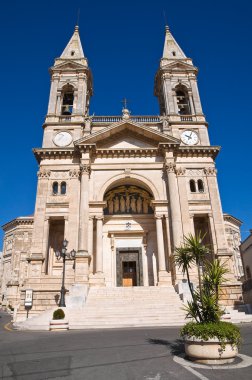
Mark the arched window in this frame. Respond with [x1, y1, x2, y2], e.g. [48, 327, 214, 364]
[197, 179, 204, 193]
[61, 182, 67, 195]
[175, 87, 191, 115]
[52, 182, 58, 195]
[190, 180, 196, 193]
[61, 85, 74, 115]
[246, 266, 251, 279]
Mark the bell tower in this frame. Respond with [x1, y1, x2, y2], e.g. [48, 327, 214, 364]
[154, 26, 209, 145]
[43, 26, 93, 148]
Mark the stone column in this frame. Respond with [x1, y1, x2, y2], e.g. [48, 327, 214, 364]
[165, 162, 184, 249]
[155, 215, 171, 286]
[96, 216, 103, 273]
[47, 74, 59, 114]
[75, 163, 90, 284]
[89, 216, 105, 286]
[188, 91, 195, 114]
[190, 79, 203, 115]
[29, 168, 51, 279]
[172, 89, 178, 114]
[77, 73, 87, 114]
[56, 91, 61, 115]
[88, 216, 94, 273]
[42, 217, 50, 274]
[78, 163, 90, 255]
[176, 167, 192, 237]
[204, 167, 228, 254]
[163, 76, 176, 114]
[164, 215, 172, 273]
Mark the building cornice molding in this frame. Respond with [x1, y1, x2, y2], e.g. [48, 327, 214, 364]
[33, 148, 80, 163]
[223, 213, 243, 227]
[2, 217, 34, 232]
[177, 146, 220, 159]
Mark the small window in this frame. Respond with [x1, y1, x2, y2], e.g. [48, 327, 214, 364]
[71, 51, 75, 56]
[61, 85, 74, 115]
[172, 51, 176, 57]
[190, 180, 196, 192]
[61, 182, 66, 195]
[176, 87, 191, 115]
[53, 182, 58, 195]
[198, 179, 204, 193]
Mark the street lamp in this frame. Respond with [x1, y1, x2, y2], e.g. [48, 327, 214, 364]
[55, 239, 76, 307]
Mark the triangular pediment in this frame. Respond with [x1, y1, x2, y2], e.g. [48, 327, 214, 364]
[51, 60, 87, 72]
[161, 60, 198, 72]
[75, 120, 180, 149]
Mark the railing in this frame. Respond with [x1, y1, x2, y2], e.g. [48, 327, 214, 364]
[180, 115, 193, 121]
[92, 115, 160, 123]
[131, 116, 160, 123]
[59, 115, 71, 122]
[92, 116, 122, 123]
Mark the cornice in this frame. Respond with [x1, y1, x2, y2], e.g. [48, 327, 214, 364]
[2, 217, 34, 232]
[177, 146, 220, 159]
[223, 213, 243, 227]
[33, 148, 80, 163]
[94, 147, 160, 158]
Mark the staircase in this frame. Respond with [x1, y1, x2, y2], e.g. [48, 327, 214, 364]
[68, 286, 186, 329]
[15, 286, 252, 331]
[221, 305, 252, 323]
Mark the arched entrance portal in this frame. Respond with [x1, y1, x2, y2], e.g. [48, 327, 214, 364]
[102, 184, 157, 287]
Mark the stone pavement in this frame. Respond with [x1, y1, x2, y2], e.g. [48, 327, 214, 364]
[1, 311, 252, 380]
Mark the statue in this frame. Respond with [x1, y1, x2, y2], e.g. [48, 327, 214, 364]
[125, 192, 130, 212]
[137, 196, 142, 213]
[143, 198, 149, 214]
[108, 199, 113, 214]
[130, 196, 136, 213]
[114, 196, 119, 213]
[120, 195, 126, 213]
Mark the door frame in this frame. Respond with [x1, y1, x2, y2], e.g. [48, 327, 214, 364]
[116, 247, 143, 287]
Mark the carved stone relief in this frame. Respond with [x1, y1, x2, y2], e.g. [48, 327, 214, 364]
[50, 171, 69, 180]
[104, 185, 153, 215]
[37, 169, 51, 179]
[186, 169, 204, 176]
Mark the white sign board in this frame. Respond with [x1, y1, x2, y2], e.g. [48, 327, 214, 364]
[24, 289, 33, 307]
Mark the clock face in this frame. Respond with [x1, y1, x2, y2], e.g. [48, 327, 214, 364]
[181, 130, 199, 145]
[53, 131, 72, 147]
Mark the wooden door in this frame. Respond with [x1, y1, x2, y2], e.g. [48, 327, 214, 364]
[122, 261, 137, 287]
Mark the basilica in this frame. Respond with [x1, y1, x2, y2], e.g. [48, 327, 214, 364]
[0, 25, 244, 326]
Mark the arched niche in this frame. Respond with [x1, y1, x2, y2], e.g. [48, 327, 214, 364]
[104, 184, 154, 215]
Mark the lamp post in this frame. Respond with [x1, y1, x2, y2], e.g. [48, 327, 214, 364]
[55, 239, 76, 307]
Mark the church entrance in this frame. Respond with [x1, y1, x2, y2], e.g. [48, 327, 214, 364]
[122, 261, 137, 286]
[116, 248, 143, 287]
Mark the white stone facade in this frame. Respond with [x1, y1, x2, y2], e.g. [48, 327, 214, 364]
[240, 231, 252, 305]
[1, 25, 243, 320]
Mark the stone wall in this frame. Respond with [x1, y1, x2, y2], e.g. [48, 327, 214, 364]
[219, 283, 243, 306]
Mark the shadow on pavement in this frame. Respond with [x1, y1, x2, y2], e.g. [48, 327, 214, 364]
[147, 338, 185, 355]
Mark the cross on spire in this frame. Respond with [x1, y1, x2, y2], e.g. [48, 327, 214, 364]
[121, 97, 129, 109]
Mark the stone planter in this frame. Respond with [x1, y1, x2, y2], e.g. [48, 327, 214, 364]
[49, 319, 69, 331]
[184, 336, 238, 364]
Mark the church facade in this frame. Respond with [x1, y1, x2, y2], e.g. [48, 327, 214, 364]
[1, 26, 243, 322]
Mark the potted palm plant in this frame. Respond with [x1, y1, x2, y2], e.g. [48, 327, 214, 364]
[175, 233, 241, 364]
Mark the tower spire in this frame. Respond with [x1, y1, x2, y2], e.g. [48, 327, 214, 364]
[162, 25, 187, 60]
[60, 25, 85, 60]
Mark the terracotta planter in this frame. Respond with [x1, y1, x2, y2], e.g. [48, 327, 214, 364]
[184, 336, 238, 364]
[49, 319, 69, 331]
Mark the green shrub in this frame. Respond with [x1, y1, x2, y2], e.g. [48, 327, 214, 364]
[53, 308, 65, 320]
[180, 321, 242, 349]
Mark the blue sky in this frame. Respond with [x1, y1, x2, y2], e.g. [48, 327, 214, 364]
[0, 0, 251, 245]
